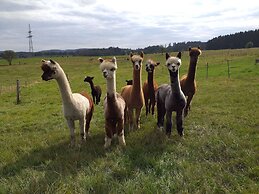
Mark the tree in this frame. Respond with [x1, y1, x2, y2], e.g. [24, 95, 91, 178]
[245, 41, 253, 48]
[2, 50, 16, 65]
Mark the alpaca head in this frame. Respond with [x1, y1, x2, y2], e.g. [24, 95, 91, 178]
[84, 76, 94, 83]
[145, 59, 160, 73]
[130, 51, 144, 71]
[189, 47, 202, 57]
[41, 59, 61, 81]
[99, 56, 117, 80]
[165, 52, 182, 73]
[126, 79, 133, 85]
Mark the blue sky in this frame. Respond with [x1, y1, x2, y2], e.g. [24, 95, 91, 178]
[0, 0, 259, 52]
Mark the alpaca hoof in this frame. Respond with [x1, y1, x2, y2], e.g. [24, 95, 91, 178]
[157, 126, 163, 132]
[69, 142, 75, 148]
[118, 135, 126, 146]
[104, 137, 112, 149]
[184, 110, 188, 117]
[166, 132, 171, 138]
[178, 131, 184, 137]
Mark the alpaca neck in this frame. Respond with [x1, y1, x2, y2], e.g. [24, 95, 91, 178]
[169, 70, 181, 94]
[106, 74, 116, 97]
[56, 68, 73, 104]
[186, 57, 198, 81]
[132, 68, 142, 93]
[88, 81, 95, 91]
[148, 72, 155, 91]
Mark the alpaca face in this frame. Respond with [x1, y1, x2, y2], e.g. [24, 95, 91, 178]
[99, 57, 117, 80]
[41, 59, 59, 81]
[189, 47, 202, 57]
[166, 52, 181, 73]
[84, 76, 94, 83]
[130, 52, 144, 71]
[145, 59, 160, 73]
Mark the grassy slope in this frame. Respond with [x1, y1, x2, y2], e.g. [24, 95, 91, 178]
[0, 48, 258, 193]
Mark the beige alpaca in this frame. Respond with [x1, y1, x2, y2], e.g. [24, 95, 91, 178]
[121, 52, 145, 130]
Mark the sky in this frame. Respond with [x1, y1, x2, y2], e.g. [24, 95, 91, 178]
[0, 0, 259, 52]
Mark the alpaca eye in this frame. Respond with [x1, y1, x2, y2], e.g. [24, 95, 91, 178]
[110, 67, 115, 71]
[177, 62, 180, 66]
[167, 63, 170, 66]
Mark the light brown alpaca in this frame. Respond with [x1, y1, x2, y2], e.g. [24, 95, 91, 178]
[180, 47, 202, 117]
[142, 59, 160, 116]
[121, 52, 144, 130]
[99, 57, 126, 148]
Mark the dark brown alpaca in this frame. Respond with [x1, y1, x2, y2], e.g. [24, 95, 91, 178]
[142, 59, 160, 115]
[180, 47, 202, 117]
[84, 76, 102, 105]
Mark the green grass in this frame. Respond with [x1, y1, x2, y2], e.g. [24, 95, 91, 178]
[0, 48, 258, 193]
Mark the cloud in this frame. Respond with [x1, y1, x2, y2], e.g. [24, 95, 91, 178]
[0, 0, 259, 51]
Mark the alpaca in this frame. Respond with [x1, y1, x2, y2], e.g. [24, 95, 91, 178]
[121, 52, 145, 130]
[84, 76, 102, 105]
[99, 57, 126, 148]
[126, 79, 133, 85]
[156, 52, 186, 137]
[41, 59, 94, 147]
[180, 47, 202, 117]
[142, 59, 160, 116]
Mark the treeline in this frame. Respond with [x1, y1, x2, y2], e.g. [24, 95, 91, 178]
[3, 29, 259, 58]
[206, 29, 259, 50]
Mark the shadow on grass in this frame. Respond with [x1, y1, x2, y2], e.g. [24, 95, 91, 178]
[0, 132, 106, 179]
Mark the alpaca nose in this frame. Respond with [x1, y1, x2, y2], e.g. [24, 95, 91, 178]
[103, 71, 108, 78]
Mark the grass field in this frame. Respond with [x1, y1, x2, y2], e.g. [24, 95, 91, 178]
[0, 48, 259, 193]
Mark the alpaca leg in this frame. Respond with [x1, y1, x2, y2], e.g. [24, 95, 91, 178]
[85, 107, 94, 137]
[128, 109, 134, 130]
[148, 100, 152, 115]
[151, 101, 156, 115]
[145, 99, 149, 116]
[79, 118, 86, 143]
[135, 108, 142, 129]
[157, 97, 165, 131]
[97, 95, 101, 105]
[117, 118, 126, 146]
[165, 111, 173, 137]
[104, 119, 115, 148]
[92, 94, 96, 104]
[176, 110, 184, 136]
[66, 119, 75, 147]
[184, 94, 193, 117]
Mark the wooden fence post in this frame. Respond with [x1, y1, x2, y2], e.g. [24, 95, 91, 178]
[16, 80, 21, 104]
[206, 62, 209, 79]
[227, 60, 230, 78]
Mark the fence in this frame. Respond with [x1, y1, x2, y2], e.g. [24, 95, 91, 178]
[0, 80, 40, 104]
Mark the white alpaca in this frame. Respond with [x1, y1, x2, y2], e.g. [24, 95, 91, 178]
[41, 59, 94, 147]
[98, 57, 126, 148]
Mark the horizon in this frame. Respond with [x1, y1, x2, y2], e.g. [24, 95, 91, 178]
[1, 0, 259, 52]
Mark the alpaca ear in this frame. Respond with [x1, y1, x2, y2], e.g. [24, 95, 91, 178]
[189, 47, 191, 51]
[177, 52, 181, 59]
[130, 52, 133, 58]
[198, 46, 201, 49]
[156, 62, 160, 66]
[166, 53, 170, 60]
[98, 57, 104, 63]
[50, 59, 56, 64]
[91, 76, 94, 80]
[112, 56, 116, 63]
[140, 51, 144, 58]
[41, 59, 46, 63]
